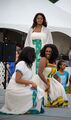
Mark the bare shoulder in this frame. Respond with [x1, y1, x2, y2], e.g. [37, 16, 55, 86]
[40, 57, 47, 64]
[40, 57, 46, 61]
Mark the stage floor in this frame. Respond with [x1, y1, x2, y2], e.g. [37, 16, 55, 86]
[0, 87, 71, 120]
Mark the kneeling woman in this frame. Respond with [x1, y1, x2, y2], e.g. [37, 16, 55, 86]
[0, 47, 44, 114]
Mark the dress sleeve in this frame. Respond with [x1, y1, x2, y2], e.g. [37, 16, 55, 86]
[24, 28, 32, 47]
[15, 61, 26, 74]
[46, 29, 53, 44]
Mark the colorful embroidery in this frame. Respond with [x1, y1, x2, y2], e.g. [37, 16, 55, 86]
[32, 39, 42, 74]
[48, 67, 56, 78]
[27, 89, 44, 114]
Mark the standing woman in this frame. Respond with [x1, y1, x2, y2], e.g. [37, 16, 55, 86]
[25, 13, 53, 74]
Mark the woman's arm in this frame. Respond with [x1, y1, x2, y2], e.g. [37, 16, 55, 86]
[42, 26, 53, 44]
[15, 71, 37, 89]
[38, 57, 49, 85]
[24, 28, 32, 47]
[46, 28, 53, 44]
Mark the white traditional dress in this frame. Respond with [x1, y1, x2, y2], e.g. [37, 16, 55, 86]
[32, 67, 68, 107]
[0, 61, 44, 114]
[25, 26, 53, 75]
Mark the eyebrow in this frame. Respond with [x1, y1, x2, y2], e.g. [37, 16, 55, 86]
[45, 50, 52, 52]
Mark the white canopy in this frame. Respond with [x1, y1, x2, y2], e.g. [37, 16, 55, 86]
[0, 0, 71, 37]
[55, 0, 71, 14]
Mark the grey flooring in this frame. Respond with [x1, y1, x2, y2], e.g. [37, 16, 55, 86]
[0, 86, 71, 120]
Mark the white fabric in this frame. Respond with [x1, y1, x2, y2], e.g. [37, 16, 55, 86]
[25, 26, 53, 75]
[68, 50, 71, 60]
[32, 67, 68, 105]
[25, 26, 53, 47]
[0, 0, 71, 37]
[0, 61, 44, 114]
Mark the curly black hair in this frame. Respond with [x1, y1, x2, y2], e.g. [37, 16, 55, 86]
[32, 13, 47, 28]
[40, 44, 59, 63]
[17, 47, 36, 68]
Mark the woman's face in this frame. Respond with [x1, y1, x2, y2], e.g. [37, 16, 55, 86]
[45, 47, 52, 59]
[36, 15, 43, 25]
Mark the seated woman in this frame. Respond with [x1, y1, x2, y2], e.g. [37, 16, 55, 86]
[32, 44, 68, 107]
[0, 47, 44, 115]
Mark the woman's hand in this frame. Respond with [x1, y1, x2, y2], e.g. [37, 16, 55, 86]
[45, 79, 50, 93]
[31, 82, 37, 89]
[45, 86, 50, 92]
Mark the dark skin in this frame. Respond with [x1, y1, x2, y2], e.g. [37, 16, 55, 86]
[38, 47, 56, 92]
[56, 62, 68, 84]
[38, 57, 50, 92]
[38, 57, 48, 85]
[33, 15, 44, 32]
[56, 62, 71, 93]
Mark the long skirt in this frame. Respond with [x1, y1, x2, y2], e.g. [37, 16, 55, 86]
[32, 75, 68, 107]
[0, 78, 44, 114]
